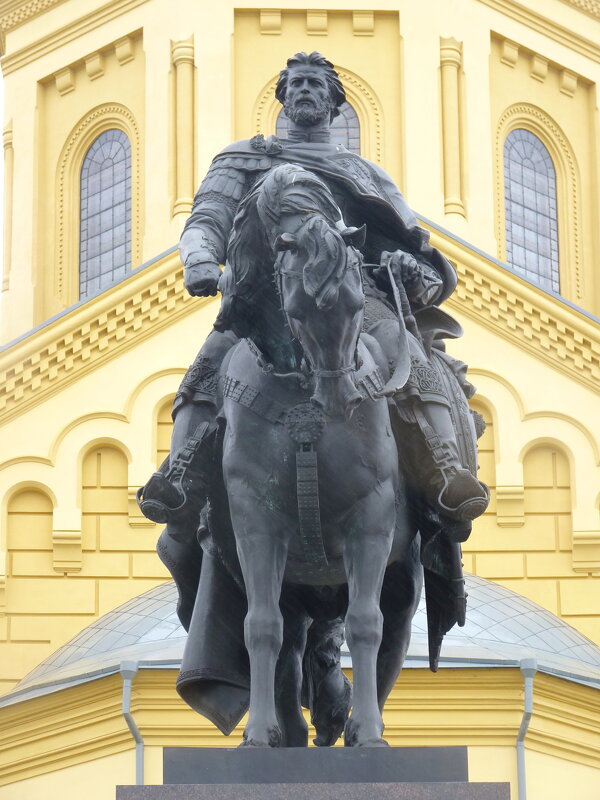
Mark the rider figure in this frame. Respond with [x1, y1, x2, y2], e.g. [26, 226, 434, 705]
[138, 51, 489, 534]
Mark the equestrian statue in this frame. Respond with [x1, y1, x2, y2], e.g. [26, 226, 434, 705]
[137, 52, 489, 748]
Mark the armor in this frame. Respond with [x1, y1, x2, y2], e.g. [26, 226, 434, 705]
[139, 133, 488, 529]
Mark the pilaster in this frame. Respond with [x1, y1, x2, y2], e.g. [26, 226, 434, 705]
[172, 37, 195, 219]
[2, 121, 13, 292]
[440, 37, 466, 217]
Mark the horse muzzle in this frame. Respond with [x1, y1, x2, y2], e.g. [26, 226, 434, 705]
[311, 373, 363, 421]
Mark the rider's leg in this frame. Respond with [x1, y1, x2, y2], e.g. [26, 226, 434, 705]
[137, 329, 238, 524]
[368, 319, 488, 523]
[411, 399, 488, 522]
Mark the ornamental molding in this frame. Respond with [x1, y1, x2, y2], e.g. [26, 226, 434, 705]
[1, 231, 598, 430]
[0, 249, 204, 427]
[560, 0, 600, 20]
[435, 228, 600, 394]
[0, 0, 67, 32]
[1, 0, 148, 71]
[494, 102, 583, 303]
[0, 667, 597, 786]
[477, 0, 600, 64]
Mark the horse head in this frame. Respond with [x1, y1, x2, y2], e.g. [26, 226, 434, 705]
[258, 165, 366, 420]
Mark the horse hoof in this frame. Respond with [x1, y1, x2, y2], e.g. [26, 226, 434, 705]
[344, 718, 387, 747]
[240, 726, 283, 748]
[358, 738, 389, 747]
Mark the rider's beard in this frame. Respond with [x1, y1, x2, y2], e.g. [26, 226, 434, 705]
[284, 95, 331, 127]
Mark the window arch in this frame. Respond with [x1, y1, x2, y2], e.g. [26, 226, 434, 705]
[503, 129, 559, 294]
[79, 129, 132, 299]
[276, 101, 361, 154]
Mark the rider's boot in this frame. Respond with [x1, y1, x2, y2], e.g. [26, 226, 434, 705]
[137, 330, 236, 526]
[137, 416, 218, 525]
[412, 402, 489, 529]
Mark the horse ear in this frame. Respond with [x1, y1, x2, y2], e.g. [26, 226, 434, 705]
[341, 224, 366, 249]
[275, 232, 297, 252]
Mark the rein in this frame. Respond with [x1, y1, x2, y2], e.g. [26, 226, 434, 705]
[312, 364, 354, 378]
[277, 258, 361, 281]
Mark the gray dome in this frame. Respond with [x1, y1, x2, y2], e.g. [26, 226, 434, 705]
[2, 575, 599, 708]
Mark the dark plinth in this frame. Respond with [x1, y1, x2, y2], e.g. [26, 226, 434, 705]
[163, 746, 468, 784]
[117, 748, 510, 799]
[117, 782, 510, 800]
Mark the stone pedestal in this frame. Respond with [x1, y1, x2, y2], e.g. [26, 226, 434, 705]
[117, 782, 509, 799]
[116, 747, 510, 799]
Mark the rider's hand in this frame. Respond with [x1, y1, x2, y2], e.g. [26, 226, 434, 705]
[184, 261, 222, 297]
[381, 250, 422, 286]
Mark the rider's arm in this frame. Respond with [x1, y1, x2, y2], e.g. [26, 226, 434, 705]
[404, 261, 444, 307]
[179, 163, 249, 296]
[377, 250, 444, 307]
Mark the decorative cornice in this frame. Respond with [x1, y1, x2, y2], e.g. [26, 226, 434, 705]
[0, 673, 131, 786]
[560, 0, 600, 21]
[1, 228, 598, 430]
[0, 249, 207, 427]
[529, 673, 600, 768]
[1, 0, 149, 73]
[426, 225, 600, 394]
[477, 0, 600, 64]
[0, 0, 67, 32]
[0, 667, 597, 787]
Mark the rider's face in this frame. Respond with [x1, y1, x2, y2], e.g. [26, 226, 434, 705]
[284, 65, 331, 127]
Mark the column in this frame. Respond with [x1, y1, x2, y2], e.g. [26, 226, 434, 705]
[440, 38, 465, 217]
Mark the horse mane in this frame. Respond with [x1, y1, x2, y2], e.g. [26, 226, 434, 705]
[256, 165, 350, 309]
[226, 187, 272, 292]
[294, 215, 348, 309]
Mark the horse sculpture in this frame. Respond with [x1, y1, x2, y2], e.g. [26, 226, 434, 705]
[211, 163, 423, 747]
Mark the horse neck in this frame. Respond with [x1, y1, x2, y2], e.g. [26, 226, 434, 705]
[244, 278, 303, 373]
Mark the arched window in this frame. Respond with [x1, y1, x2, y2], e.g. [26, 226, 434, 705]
[276, 101, 360, 154]
[504, 129, 559, 294]
[79, 129, 132, 299]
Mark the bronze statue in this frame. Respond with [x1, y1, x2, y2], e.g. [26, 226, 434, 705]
[137, 52, 489, 747]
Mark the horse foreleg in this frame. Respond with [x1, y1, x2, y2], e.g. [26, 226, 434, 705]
[377, 544, 423, 709]
[343, 500, 394, 747]
[235, 525, 289, 747]
[275, 590, 310, 747]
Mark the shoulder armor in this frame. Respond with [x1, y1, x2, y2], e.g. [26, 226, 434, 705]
[218, 139, 254, 155]
[214, 154, 273, 171]
[195, 165, 247, 205]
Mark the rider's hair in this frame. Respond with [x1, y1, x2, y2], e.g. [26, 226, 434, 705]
[276, 52, 346, 121]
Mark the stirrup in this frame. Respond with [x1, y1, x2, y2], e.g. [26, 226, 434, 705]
[136, 421, 214, 524]
[437, 467, 490, 523]
[136, 471, 186, 524]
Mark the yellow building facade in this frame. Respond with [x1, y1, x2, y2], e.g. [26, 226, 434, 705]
[0, 0, 598, 797]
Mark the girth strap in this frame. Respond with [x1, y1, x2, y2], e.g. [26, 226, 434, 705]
[223, 375, 288, 425]
[285, 402, 328, 568]
[296, 445, 328, 567]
